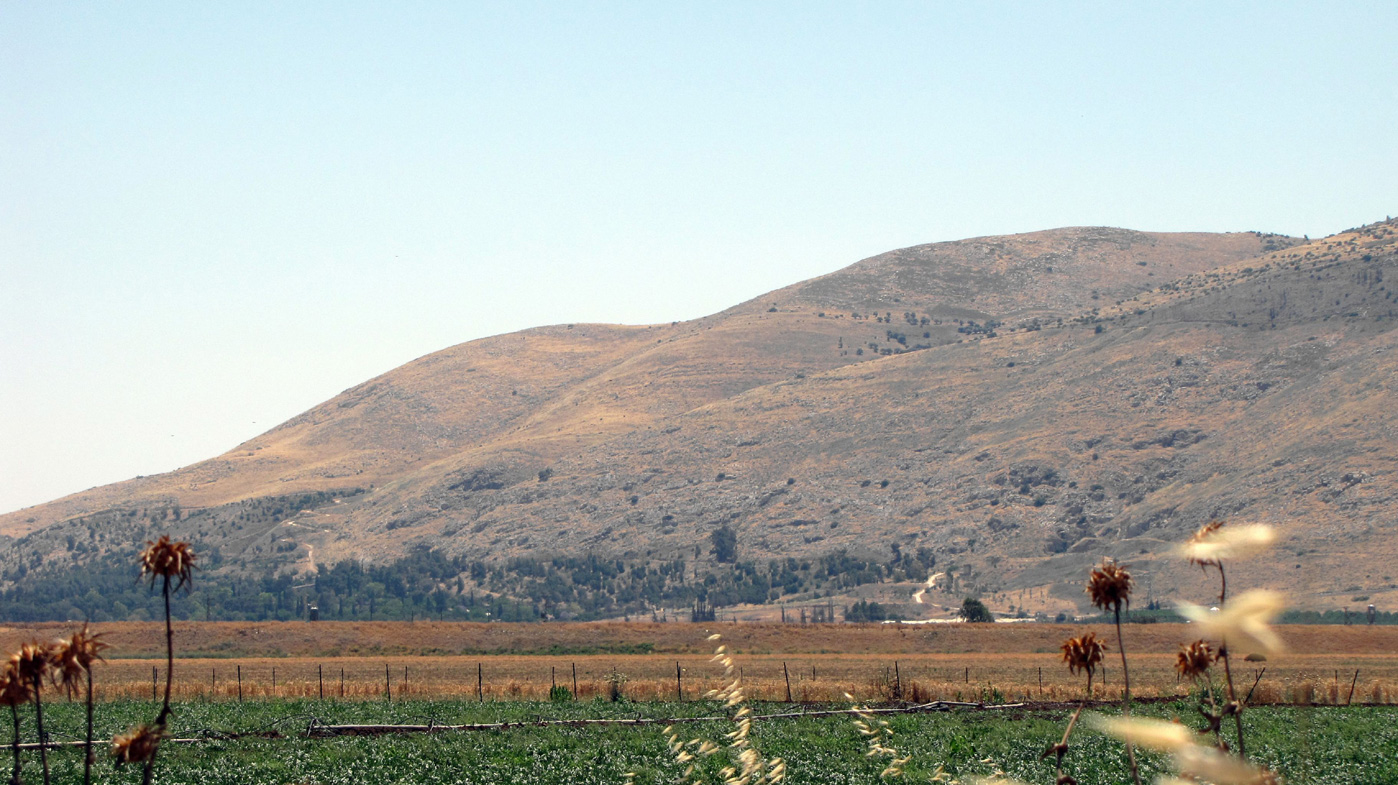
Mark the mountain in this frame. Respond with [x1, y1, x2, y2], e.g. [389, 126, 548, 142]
[5, 219, 1396, 621]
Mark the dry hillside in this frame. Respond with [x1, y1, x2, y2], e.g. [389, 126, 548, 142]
[6, 220, 1397, 616]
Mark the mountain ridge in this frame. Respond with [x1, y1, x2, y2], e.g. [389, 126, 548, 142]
[7, 220, 1396, 620]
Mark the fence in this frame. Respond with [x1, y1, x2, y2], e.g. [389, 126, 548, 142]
[83, 653, 1398, 706]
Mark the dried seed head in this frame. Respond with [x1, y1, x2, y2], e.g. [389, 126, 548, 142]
[1180, 522, 1276, 568]
[1060, 632, 1105, 678]
[0, 666, 32, 708]
[139, 536, 196, 591]
[111, 724, 163, 767]
[11, 642, 55, 686]
[52, 624, 108, 694]
[1184, 521, 1225, 567]
[1174, 640, 1216, 680]
[1085, 559, 1132, 612]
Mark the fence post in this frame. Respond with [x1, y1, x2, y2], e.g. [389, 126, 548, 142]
[340, 668, 345, 698]
[1347, 670, 1360, 705]
[211, 667, 216, 698]
[152, 666, 157, 702]
[477, 662, 483, 702]
[965, 667, 969, 684]
[677, 661, 684, 701]
[385, 664, 391, 701]
[1038, 667, 1043, 698]
[552, 666, 557, 690]
[404, 666, 409, 697]
[783, 662, 792, 703]
[573, 663, 578, 698]
[894, 661, 901, 701]
[319, 665, 324, 700]
[237, 665, 243, 702]
[272, 667, 277, 694]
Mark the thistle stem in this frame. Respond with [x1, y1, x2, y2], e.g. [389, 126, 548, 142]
[1053, 700, 1086, 783]
[1203, 671, 1224, 749]
[144, 575, 176, 785]
[1219, 643, 1247, 759]
[159, 576, 174, 723]
[9, 703, 19, 785]
[31, 677, 49, 785]
[1214, 563, 1248, 759]
[84, 668, 94, 785]
[1114, 606, 1142, 785]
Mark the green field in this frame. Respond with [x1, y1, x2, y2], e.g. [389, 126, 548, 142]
[13, 698, 1397, 785]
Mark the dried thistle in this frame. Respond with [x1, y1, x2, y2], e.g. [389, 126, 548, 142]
[1085, 558, 1144, 783]
[11, 642, 54, 688]
[1179, 522, 1276, 569]
[1060, 633, 1105, 680]
[52, 624, 108, 695]
[1086, 559, 1133, 612]
[0, 665, 32, 707]
[1, 666, 27, 785]
[13, 642, 59, 785]
[1174, 640, 1216, 680]
[1183, 521, 1226, 568]
[139, 536, 196, 590]
[55, 624, 109, 785]
[111, 724, 163, 767]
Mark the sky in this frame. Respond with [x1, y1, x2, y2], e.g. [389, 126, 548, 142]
[2, 2, 1395, 515]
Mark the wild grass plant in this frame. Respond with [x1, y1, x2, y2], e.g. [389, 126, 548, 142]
[660, 634, 785, 785]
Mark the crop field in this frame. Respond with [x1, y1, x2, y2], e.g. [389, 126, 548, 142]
[4, 620, 1397, 783]
[15, 698, 1398, 784]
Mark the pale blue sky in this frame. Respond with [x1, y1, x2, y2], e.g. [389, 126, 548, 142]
[2, 2, 1395, 514]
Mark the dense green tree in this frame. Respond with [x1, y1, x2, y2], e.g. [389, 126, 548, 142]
[710, 525, 737, 563]
[958, 597, 994, 623]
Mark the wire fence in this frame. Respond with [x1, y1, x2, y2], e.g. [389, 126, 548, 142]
[83, 654, 1398, 706]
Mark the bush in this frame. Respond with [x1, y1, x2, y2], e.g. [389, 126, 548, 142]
[959, 597, 994, 623]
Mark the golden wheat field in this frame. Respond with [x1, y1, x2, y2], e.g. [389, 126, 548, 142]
[4, 621, 1394, 706]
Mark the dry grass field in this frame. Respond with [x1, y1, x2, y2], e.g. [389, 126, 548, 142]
[5, 621, 1393, 705]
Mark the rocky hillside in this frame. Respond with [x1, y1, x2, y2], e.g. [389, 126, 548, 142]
[7, 220, 1397, 619]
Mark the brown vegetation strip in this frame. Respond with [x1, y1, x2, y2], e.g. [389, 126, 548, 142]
[3, 621, 1396, 659]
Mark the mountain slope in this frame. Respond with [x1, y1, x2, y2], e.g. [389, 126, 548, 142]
[2, 228, 1275, 536]
[13, 221, 1398, 616]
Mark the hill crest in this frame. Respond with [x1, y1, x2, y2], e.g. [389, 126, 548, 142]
[7, 220, 1398, 621]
